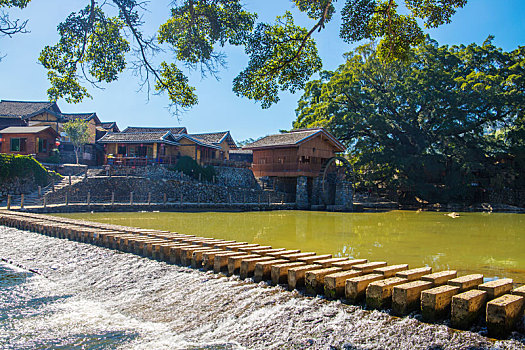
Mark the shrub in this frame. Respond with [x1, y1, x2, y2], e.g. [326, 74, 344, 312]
[169, 156, 216, 182]
[0, 154, 60, 186]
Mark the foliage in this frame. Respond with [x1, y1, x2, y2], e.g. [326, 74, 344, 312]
[63, 118, 91, 164]
[1, 0, 467, 111]
[294, 38, 525, 204]
[170, 156, 216, 182]
[0, 153, 58, 186]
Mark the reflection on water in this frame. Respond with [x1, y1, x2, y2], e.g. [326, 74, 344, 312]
[57, 210, 525, 284]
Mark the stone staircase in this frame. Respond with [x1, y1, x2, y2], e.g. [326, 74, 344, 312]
[0, 175, 85, 208]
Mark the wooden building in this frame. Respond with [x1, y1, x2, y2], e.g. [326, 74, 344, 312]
[0, 100, 115, 165]
[243, 128, 345, 178]
[98, 130, 222, 166]
[190, 131, 238, 161]
[0, 126, 59, 160]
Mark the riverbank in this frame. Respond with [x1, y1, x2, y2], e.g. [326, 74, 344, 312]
[0, 225, 524, 349]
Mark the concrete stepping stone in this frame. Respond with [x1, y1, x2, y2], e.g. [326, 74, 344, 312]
[486, 294, 525, 338]
[227, 254, 260, 275]
[271, 262, 306, 285]
[396, 267, 432, 281]
[421, 285, 460, 321]
[352, 262, 387, 274]
[240, 256, 275, 279]
[512, 285, 525, 298]
[266, 249, 300, 258]
[288, 264, 323, 290]
[373, 264, 408, 278]
[392, 280, 433, 316]
[324, 270, 362, 299]
[346, 273, 384, 303]
[298, 254, 333, 264]
[312, 257, 348, 268]
[281, 252, 316, 261]
[254, 259, 288, 282]
[421, 270, 457, 287]
[479, 278, 514, 300]
[366, 277, 408, 309]
[448, 274, 484, 292]
[192, 248, 224, 268]
[305, 267, 342, 295]
[451, 289, 488, 330]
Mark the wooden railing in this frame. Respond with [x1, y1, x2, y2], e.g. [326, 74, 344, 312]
[105, 155, 179, 166]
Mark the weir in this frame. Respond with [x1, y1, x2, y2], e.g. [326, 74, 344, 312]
[0, 209, 523, 339]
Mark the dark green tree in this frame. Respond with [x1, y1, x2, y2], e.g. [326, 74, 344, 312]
[294, 38, 525, 204]
[1, 0, 468, 111]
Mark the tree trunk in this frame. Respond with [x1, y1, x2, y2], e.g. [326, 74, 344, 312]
[75, 146, 79, 164]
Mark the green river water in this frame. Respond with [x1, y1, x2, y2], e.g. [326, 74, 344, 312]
[56, 210, 525, 285]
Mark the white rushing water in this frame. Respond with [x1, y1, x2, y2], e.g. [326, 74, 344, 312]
[0, 226, 524, 350]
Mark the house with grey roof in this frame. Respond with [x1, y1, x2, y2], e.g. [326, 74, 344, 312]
[98, 130, 222, 166]
[190, 131, 238, 161]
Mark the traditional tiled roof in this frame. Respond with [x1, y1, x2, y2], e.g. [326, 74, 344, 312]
[172, 134, 222, 150]
[190, 131, 238, 149]
[61, 112, 101, 125]
[229, 149, 252, 154]
[98, 131, 179, 145]
[0, 126, 59, 136]
[100, 122, 120, 132]
[0, 100, 62, 119]
[243, 128, 345, 151]
[122, 126, 187, 134]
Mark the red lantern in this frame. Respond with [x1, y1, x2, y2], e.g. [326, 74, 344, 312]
[55, 141, 61, 147]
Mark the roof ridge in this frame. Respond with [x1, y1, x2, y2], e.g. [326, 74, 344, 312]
[0, 99, 54, 104]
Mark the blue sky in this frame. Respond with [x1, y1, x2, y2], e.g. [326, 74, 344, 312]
[0, 0, 524, 141]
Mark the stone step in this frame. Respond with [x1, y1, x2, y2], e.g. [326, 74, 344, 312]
[450, 289, 488, 330]
[486, 294, 525, 338]
[392, 280, 433, 316]
[421, 270, 457, 287]
[366, 277, 408, 309]
[271, 262, 306, 285]
[421, 285, 460, 321]
[346, 273, 384, 303]
[324, 270, 362, 299]
[396, 267, 433, 281]
[448, 274, 484, 292]
[478, 279, 514, 300]
[305, 267, 342, 295]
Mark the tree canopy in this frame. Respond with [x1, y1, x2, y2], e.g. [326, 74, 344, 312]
[294, 38, 525, 204]
[63, 119, 91, 164]
[1, 0, 468, 111]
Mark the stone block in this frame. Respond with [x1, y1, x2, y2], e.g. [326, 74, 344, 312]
[448, 274, 484, 292]
[512, 285, 525, 298]
[486, 294, 525, 338]
[345, 274, 384, 303]
[169, 244, 198, 264]
[324, 270, 362, 299]
[169, 244, 199, 264]
[331, 259, 368, 271]
[396, 267, 432, 281]
[373, 264, 409, 278]
[311, 257, 348, 268]
[479, 279, 514, 300]
[297, 254, 332, 264]
[266, 249, 301, 258]
[253, 259, 288, 282]
[180, 246, 214, 266]
[249, 248, 285, 256]
[227, 244, 260, 252]
[240, 256, 275, 279]
[421, 270, 457, 287]
[365, 277, 408, 309]
[238, 245, 272, 253]
[352, 262, 387, 274]
[392, 280, 433, 316]
[421, 285, 460, 321]
[227, 254, 260, 275]
[192, 249, 224, 268]
[202, 251, 238, 270]
[280, 252, 316, 261]
[288, 264, 323, 290]
[305, 267, 342, 295]
[451, 289, 488, 330]
[271, 262, 306, 285]
[212, 252, 247, 273]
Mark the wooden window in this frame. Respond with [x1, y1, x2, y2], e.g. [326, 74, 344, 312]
[38, 138, 48, 152]
[10, 138, 26, 152]
[117, 145, 126, 155]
